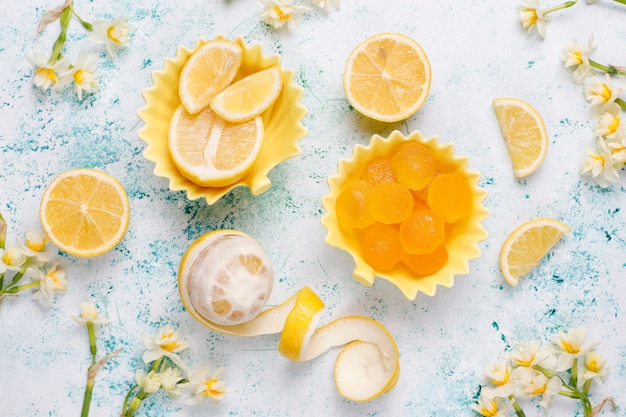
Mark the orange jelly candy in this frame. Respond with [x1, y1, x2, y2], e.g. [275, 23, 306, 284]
[361, 157, 395, 185]
[401, 244, 449, 276]
[368, 181, 414, 224]
[427, 172, 473, 223]
[399, 209, 445, 254]
[391, 141, 437, 190]
[336, 180, 376, 228]
[361, 223, 402, 270]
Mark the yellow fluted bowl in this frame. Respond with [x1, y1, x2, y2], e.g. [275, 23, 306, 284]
[137, 36, 308, 205]
[320, 130, 489, 300]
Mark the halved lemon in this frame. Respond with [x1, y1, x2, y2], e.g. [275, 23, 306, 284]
[492, 97, 548, 178]
[178, 229, 400, 402]
[499, 218, 571, 286]
[39, 168, 130, 258]
[210, 66, 283, 122]
[343, 32, 432, 123]
[168, 104, 264, 187]
[179, 39, 243, 114]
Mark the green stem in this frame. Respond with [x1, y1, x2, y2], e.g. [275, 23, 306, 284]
[71, 9, 93, 31]
[7, 256, 32, 288]
[613, 0, 626, 4]
[570, 358, 579, 387]
[48, 6, 72, 65]
[2, 280, 40, 294]
[543, 0, 577, 14]
[615, 97, 626, 110]
[80, 380, 94, 417]
[589, 59, 626, 76]
[583, 379, 592, 396]
[87, 321, 97, 366]
[509, 395, 527, 417]
[121, 384, 139, 416]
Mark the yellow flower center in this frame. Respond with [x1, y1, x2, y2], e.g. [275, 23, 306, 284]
[26, 238, 46, 252]
[203, 377, 223, 398]
[480, 399, 499, 417]
[600, 84, 612, 102]
[592, 154, 606, 166]
[490, 367, 510, 386]
[108, 26, 122, 44]
[531, 384, 546, 395]
[74, 69, 85, 84]
[587, 356, 600, 373]
[574, 51, 583, 64]
[608, 115, 620, 135]
[561, 340, 579, 354]
[273, 5, 292, 20]
[36, 67, 58, 83]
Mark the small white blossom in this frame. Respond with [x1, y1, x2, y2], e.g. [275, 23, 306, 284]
[141, 324, 190, 369]
[550, 328, 600, 371]
[56, 49, 99, 100]
[518, 0, 550, 38]
[160, 367, 184, 399]
[561, 35, 596, 84]
[32, 263, 67, 308]
[71, 301, 110, 326]
[509, 340, 557, 371]
[517, 371, 562, 409]
[594, 106, 624, 142]
[481, 358, 517, 399]
[26, 53, 71, 91]
[181, 367, 227, 405]
[260, 0, 309, 30]
[135, 369, 162, 394]
[581, 138, 621, 188]
[584, 73, 626, 117]
[22, 229, 51, 263]
[0, 245, 26, 273]
[580, 349, 609, 388]
[471, 395, 512, 417]
[88, 16, 131, 57]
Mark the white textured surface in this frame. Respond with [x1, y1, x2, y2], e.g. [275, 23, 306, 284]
[1, 1, 626, 416]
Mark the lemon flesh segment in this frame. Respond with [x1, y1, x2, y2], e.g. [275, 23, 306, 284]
[492, 97, 548, 178]
[178, 231, 400, 402]
[343, 32, 431, 123]
[499, 218, 571, 286]
[210, 66, 284, 123]
[39, 168, 130, 258]
[179, 39, 243, 114]
[168, 104, 264, 187]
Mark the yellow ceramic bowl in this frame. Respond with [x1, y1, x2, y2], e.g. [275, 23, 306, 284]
[320, 130, 489, 300]
[137, 36, 308, 204]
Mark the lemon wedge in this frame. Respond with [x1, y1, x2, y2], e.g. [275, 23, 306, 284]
[499, 218, 571, 286]
[492, 97, 548, 178]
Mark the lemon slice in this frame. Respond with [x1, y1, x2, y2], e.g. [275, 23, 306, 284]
[210, 66, 283, 122]
[178, 230, 400, 402]
[39, 168, 130, 258]
[343, 32, 432, 123]
[499, 218, 571, 286]
[179, 39, 243, 114]
[168, 104, 264, 187]
[492, 97, 548, 178]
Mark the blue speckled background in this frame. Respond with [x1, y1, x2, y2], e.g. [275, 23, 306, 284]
[1, 1, 625, 416]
